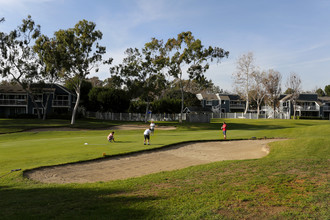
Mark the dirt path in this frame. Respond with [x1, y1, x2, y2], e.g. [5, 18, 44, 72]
[25, 139, 282, 184]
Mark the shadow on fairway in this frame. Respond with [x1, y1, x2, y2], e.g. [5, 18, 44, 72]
[181, 122, 299, 131]
[0, 185, 162, 219]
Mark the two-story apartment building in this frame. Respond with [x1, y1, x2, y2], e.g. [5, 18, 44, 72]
[196, 92, 246, 113]
[0, 83, 75, 118]
[279, 94, 324, 118]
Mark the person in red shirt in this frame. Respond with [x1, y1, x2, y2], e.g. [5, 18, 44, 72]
[221, 122, 227, 140]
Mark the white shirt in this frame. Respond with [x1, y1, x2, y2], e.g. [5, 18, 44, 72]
[144, 129, 151, 135]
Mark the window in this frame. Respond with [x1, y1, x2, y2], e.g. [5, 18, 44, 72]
[55, 95, 69, 101]
[53, 95, 69, 107]
[206, 101, 212, 106]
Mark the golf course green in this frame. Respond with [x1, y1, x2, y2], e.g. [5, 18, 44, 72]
[0, 118, 329, 219]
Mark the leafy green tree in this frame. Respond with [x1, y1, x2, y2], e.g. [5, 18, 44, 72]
[88, 87, 130, 112]
[110, 40, 167, 122]
[34, 34, 68, 119]
[88, 76, 103, 87]
[170, 78, 220, 94]
[315, 88, 325, 97]
[103, 76, 124, 89]
[164, 89, 200, 107]
[129, 100, 146, 113]
[0, 15, 43, 118]
[97, 89, 130, 112]
[325, 85, 330, 96]
[52, 19, 108, 124]
[152, 98, 181, 113]
[87, 87, 103, 112]
[165, 31, 229, 122]
[284, 88, 294, 94]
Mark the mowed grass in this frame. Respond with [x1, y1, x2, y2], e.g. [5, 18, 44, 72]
[0, 118, 329, 219]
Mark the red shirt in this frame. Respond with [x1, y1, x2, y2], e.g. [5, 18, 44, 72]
[222, 124, 227, 131]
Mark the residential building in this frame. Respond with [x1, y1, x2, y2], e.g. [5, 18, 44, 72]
[279, 94, 322, 118]
[196, 92, 246, 113]
[319, 96, 330, 119]
[0, 83, 75, 118]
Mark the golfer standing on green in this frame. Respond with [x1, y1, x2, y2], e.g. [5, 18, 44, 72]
[221, 122, 227, 140]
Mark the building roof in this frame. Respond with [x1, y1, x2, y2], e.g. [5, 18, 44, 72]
[0, 84, 26, 93]
[0, 83, 73, 95]
[297, 94, 318, 102]
[196, 92, 218, 101]
[219, 95, 230, 100]
[318, 96, 330, 102]
[227, 94, 243, 101]
[280, 93, 319, 102]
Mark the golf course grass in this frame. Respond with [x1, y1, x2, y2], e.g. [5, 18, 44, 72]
[0, 118, 329, 219]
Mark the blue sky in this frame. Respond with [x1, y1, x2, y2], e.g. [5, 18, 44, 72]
[1, 0, 330, 92]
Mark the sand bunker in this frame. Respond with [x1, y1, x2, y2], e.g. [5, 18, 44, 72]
[25, 139, 281, 184]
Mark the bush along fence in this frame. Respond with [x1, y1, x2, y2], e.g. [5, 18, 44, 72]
[86, 112, 186, 121]
[85, 111, 291, 122]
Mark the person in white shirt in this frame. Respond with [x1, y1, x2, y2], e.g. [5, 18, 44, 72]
[150, 121, 155, 135]
[144, 128, 152, 145]
[107, 131, 115, 142]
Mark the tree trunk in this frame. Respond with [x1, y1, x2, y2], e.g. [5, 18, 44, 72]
[244, 98, 249, 114]
[293, 101, 296, 120]
[180, 82, 184, 123]
[42, 93, 52, 120]
[71, 82, 81, 125]
[144, 97, 150, 123]
[28, 93, 41, 119]
[257, 103, 260, 116]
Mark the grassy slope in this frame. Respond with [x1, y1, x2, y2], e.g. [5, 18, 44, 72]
[0, 118, 329, 219]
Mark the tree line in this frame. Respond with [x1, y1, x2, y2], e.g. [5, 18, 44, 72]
[0, 16, 228, 124]
[1, 16, 328, 123]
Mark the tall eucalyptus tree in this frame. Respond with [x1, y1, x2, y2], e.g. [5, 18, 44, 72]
[165, 31, 229, 122]
[51, 20, 108, 124]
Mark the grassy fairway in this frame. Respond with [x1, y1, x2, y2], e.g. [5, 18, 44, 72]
[0, 118, 329, 219]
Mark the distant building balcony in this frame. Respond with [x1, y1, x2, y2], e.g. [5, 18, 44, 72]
[230, 104, 245, 109]
[296, 105, 319, 111]
[323, 106, 330, 111]
[0, 99, 27, 106]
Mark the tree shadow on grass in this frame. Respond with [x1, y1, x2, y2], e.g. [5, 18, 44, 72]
[0, 184, 162, 219]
